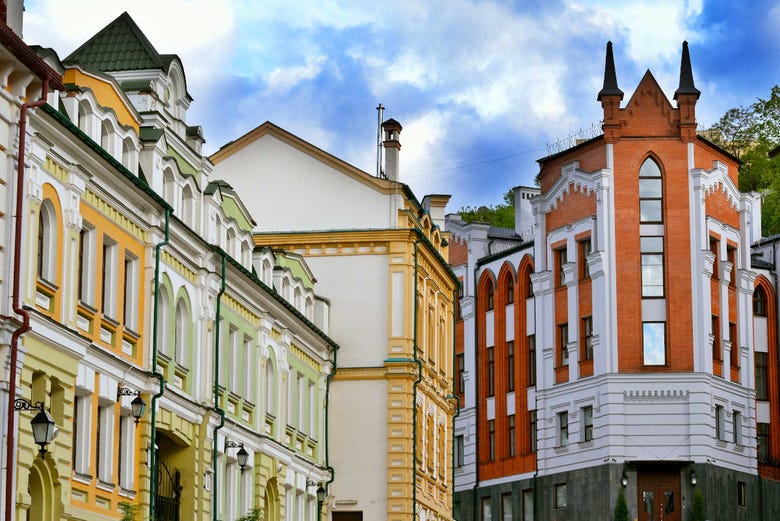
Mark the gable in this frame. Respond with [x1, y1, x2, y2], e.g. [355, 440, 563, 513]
[621, 71, 679, 137]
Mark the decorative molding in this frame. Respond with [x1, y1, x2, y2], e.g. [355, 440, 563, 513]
[161, 251, 198, 283]
[623, 389, 689, 402]
[83, 189, 145, 241]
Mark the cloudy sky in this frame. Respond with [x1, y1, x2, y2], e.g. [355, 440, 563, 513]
[22, 0, 780, 212]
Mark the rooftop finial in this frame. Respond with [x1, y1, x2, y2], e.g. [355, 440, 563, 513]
[674, 41, 700, 100]
[597, 41, 623, 101]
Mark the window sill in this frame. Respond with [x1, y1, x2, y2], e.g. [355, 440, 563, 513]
[96, 479, 115, 492]
[72, 472, 92, 485]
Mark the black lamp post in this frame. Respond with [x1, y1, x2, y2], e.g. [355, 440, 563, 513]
[14, 398, 55, 458]
[118, 386, 147, 424]
[225, 440, 248, 472]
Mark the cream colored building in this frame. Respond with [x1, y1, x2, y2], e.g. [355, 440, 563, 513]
[211, 120, 459, 521]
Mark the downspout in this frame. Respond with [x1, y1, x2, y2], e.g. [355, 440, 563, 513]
[447, 286, 460, 516]
[149, 208, 170, 520]
[5, 79, 50, 521]
[471, 262, 480, 521]
[212, 251, 227, 521]
[412, 237, 423, 521]
[323, 342, 338, 506]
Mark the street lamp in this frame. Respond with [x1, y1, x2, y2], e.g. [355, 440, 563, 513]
[621, 471, 628, 488]
[307, 480, 326, 520]
[690, 471, 698, 486]
[118, 386, 146, 424]
[14, 398, 55, 458]
[225, 440, 248, 472]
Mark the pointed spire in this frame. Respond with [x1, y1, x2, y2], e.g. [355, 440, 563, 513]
[597, 41, 623, 101]
[674, 41, 700, 100]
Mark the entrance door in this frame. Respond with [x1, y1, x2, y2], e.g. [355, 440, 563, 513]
[637, 467, 681, 521]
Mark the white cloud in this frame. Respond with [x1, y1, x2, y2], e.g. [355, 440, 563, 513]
[265, 56, 327, 94]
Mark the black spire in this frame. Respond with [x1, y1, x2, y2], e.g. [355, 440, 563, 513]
[674, 41, 700, 100]
[597, 41, 623, 101]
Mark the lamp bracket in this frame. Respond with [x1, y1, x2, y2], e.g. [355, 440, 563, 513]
[14, 398, 44, 412]
[225, 439, 243, 450]
[118, 386, 141, 399]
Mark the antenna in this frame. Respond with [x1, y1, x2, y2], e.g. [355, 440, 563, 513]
[376, 103, 385, 178]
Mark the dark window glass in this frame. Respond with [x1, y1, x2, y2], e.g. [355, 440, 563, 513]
[754, 287, 767, 316]
[528, 334, 537, 386]
[487, 346, 495, 397]
[489, 420, 495, 461]
[507, 341, 515, 391]
[508, 414, 516, 457]
[756, 352, 768, 400]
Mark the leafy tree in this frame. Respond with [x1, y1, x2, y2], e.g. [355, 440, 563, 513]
[118, 501, 138, 521]
[458, 189, 515, 228]
[237, 508, 262, 521]
[614, 487, 628, 521]
[705, 85, 780, 236]
[690, 488, 706, 521]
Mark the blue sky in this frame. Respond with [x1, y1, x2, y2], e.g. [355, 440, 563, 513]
[24, 0, 780, 212]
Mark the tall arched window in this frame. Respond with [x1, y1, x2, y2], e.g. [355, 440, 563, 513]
[182, 184, 195, 227]
[157, 287, 170, 357]
[37, 201, 56, 282]
[78, 100, 92, 137]
[121, 137, 135, 171]
[163, 169, 176, 206]
[227, 228, 237, 258]
[754, 286, 768, 317]
[175, 298, 188, 366]
[639, 157, 667, 366]
[100, 121, 113, 154]
[265, 355, 276, 416]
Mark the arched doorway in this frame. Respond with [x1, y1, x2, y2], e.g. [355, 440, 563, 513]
[27, 458, 62, 520]
[264, 477, 279, 520]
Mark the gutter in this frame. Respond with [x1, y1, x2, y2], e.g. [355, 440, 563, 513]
[5, 79, 51, 521]
[149, 208, 170, 520]
[212, 251, 227, 521]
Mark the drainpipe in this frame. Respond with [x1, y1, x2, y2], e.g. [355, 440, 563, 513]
[5, 79, 50, 521]
[212, 251, 227, 521]
[471, 262, 480, 521]
[448, 286, 460, 516]
[149, 208, 170, 520]
[323, 342, 338, 511]
[412, 237, 424, 521]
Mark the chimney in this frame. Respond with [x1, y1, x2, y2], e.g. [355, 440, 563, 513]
[382, 118, 402, 181]
[674, 41, 700, 142]
[5, 0, 24, 37]
[597, 41, 624, 142]
[422, 194, 451, 231]
[513, 186, 539, 240]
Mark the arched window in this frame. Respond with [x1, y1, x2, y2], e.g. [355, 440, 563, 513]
[100, 121, 113, 154]
[37, 201, 56, 282]
[262, 259, 272, 285]
[265, 355, 276, 416]
[163, 169, 176, 206]
[305, 297, 314, 320]
[227, 229, 237, 258]
[639, 158, 663, 224]
[174, 298, 188, 366]
[157, 287, 170, 357]
[121, 137, 135, 171]
[294, 287, 302, 310]
[506, 275, 514, 304]
[754, 286, 768, 317]
[78, 100, 92, 137]
[486, 280, 494, 311]
[182, 184, 195, 227]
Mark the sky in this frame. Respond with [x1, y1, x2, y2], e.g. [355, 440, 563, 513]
[22, 0, 780, 213]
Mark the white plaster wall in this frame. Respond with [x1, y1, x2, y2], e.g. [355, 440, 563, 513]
[212, 134, 393, 231]
[329, 379, 388, 519]
[304, 254, 389, 367]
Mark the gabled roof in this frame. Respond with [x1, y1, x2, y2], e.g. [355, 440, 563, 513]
[64, 12, 177, 72]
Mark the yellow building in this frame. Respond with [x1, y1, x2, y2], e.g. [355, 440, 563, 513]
[211, 120, 459, 520]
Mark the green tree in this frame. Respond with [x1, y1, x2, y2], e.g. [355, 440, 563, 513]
[118, 501, 138, 521]
[690, 488, 706, 521]
[458, 189, 515, 228]
[237, 508, 262, 521]
[614, 487, 628, 521]
[705, 85, 780, 236]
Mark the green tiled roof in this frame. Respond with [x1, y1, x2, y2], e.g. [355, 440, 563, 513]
[64, 12, 178, 73]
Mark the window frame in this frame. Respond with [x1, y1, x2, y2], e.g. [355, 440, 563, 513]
[639, 158, 663, 224]
[642, 321, 667, 366]
[582, 405, 593, 442]
[507, 340, 515, 392]
[558, 411, 568, 447]
[581, 316, 593, 361]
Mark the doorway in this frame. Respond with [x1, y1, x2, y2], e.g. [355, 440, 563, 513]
[637, 467, 681, 521]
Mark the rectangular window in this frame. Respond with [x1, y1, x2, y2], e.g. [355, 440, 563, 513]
[482, 497, 492, 521]
[582, 406, 593, 442]
[579, 238, 591, 279]
[78, 225, 96, 305]
[558, 412, 568, 447]
[523, 489, 534, 521]
[528, 334, 536, 386]
[557, 247, 568, 286]
[642, 322, 666, 366]
[507, 341, 515, 391]
[640, 236, 665, 297]
[72, 393, 91, 475]
[729, 322, 739, 367]
[733, 410, 741, 445]
[118, 414, 135, 490]
[243, 335, 253, 399]
[756, 352, 768, 400]
[710, 237, 719, 280]
[455, 435, 464, 467]
[101, 237, 118, 318]
[123, 253, 138, 330]
[581, 316, 593, 361]
[489, 419, 496, 461]
[456, 353, 465, 398]
[228, 327, 240, 394]
[487, 286, 494, 311]
[487, 346, 495, 397]
[502, 493, 513, 521]
[508, 414, 516, 457]
[506, 281, 514, 304]
[738, 482, 746, 507]
[712, 315, 721, 361]
[559, 324, 569, 366]
[715, 405, 725, 441]
[555, 483, 567, 509]
[96, 403, 114, 483]
[758, 423, 769, 463]
[727, 245, 737, 287]
[530, 410, 537, 453]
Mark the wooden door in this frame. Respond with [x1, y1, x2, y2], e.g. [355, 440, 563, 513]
[637, 467, 681, 521]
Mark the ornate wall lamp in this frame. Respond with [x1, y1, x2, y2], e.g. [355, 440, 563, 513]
[117, 386, 146, 424]
[225, 439, 248, 472]
[307, 479, 326, 519]
[14, 398, 55, 458]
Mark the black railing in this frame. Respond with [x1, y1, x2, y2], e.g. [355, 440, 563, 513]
[155, 459, 181, 521]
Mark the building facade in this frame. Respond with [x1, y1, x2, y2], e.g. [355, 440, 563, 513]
[452, 42, 780, 520]
[210, 120, 459, 521]
[1, 8, 336, 521]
